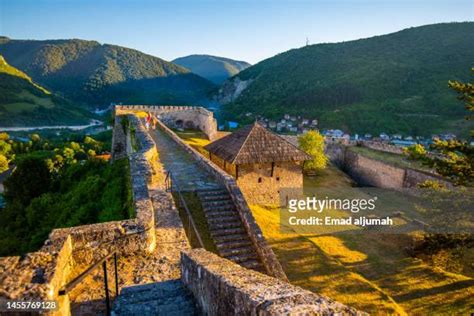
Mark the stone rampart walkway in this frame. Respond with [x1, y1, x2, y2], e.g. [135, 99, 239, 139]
[149, 127, 222, 191]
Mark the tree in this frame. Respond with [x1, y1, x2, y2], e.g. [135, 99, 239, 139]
[423, 70, 474, 186]
[3, 156, 51, 208]
[0, 154, 8, 173]
[406, 69, 474, 271]
[0, 132, 9, 141]
[403, 143, 427, 160]
[298, 130, 328, 172]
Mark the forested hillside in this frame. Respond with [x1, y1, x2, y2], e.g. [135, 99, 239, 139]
[220, 22, 474, 136]
[0, 55, 91, 126]
[0, 37, 216, 107]
[173, 54, 250, 84]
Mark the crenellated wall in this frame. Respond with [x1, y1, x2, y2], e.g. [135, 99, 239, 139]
[181, 249, 363, 315]
[115, 105, 218, 140]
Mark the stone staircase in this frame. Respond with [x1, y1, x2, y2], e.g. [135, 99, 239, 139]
[197, 189, 266, 273]
[113, 280, 198, 316]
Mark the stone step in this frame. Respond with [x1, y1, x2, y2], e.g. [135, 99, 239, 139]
[115, 300, 197, 316]
[197, 189, 228, 197]
[207, 214, 241, 224]
[215, 239, 253, 251]
[219, 245, 256, 257]
[202, 199, 234, 207]
[113, 280, 198, 316]
[199, 194, 232, 201]
[224, 251, 259, 263]
[210, 227, 246, 237]
[208, 220, 242, 230]
[214, 233, 250, 243]
[203, 204, 236, 212]
[204, 210, 238, 219]
[120, 280, 183, 295]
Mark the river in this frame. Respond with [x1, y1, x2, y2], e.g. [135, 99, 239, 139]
[0, 120, 103, 132]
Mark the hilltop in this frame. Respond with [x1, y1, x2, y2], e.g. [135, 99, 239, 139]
[0, 55, 91, 126]
[219, 22, 474, 137]
[173, 54, 250, 84]
[0, 38, 216, 107]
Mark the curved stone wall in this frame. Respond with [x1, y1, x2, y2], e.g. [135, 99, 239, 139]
[181, 249, 363, 315]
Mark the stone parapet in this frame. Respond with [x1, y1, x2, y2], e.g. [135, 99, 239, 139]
[181, 249, 363, 315]
[156, 119, 288, 281]
[115, 105, 218, 140]
[0, 113, 158, 314]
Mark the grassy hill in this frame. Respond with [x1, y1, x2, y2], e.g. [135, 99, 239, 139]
[0, 37, 216, 107]
[0, 55, 92, 126]
[220, 22, 474, 137]
[173, 54, 250, 84]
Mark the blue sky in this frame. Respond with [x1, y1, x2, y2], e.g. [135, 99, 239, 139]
[0, 0, 472, 64]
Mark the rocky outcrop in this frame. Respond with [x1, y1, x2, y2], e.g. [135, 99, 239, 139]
[215, 77, 253, 104]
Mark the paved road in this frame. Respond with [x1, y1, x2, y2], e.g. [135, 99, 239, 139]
[149, 127, 222, 191]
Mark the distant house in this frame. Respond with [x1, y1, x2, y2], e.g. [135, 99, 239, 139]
[302, 119, 309, 125]
[290, 116, 297, 122]
[280, 119, 286, 124]
[204, 122, 311, 204]
[392, 134, 402, 140]
[284, 114, 290, 120]
[404, 136, 414, 141]
[440, 133, 456, 141]
[310, 119, 318, 126]
[245, 112, 253, 117]
[380, 133, 390, 141]
[268, 121, 277, 129]
[364, 133, 372, 139]
[289, 127, 298, 133]
[276, 122, 285, 132]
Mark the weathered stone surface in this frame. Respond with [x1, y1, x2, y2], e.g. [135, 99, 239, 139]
[181, 249, 364, 315]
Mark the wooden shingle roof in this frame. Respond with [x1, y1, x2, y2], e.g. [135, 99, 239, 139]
[204, 122, 312, 164]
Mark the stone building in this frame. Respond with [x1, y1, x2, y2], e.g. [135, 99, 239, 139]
[204, 122, 311, 204]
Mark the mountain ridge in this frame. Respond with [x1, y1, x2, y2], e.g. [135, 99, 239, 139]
[0, 38, 216, 108]
[219, 22, 474, 136]
[0, 54, 92, 126]
[173, 54, 250, 84]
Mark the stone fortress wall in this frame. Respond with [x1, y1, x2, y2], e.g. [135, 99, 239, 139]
[181, 249, 360, 315]
[0, 113, 160, 315]
[326, 143, 452, 189]
[115, 105, 218, 140]
[0, 106, 362, 315]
